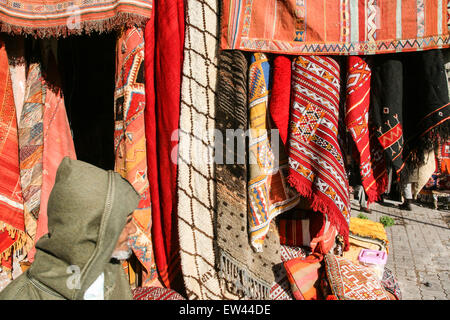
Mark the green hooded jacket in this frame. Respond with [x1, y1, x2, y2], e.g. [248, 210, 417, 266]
[0, 157, 140, 300]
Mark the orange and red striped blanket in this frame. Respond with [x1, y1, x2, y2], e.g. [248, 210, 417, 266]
[221, 0, 450, 55]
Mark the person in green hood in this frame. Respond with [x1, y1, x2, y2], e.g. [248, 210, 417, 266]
[0, 157, 141, 300]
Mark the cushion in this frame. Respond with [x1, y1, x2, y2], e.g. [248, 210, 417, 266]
[271, 245, 309, 300]
[323, 254, 391, 300]
[283, 253, 323, 300]
[132, 286, 185, 300]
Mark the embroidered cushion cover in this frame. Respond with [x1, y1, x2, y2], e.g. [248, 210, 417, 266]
[324, 254, 391, 300]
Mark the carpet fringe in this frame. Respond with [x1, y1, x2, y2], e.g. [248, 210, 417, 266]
[0, 222, 27, 268]
[0, 13, 149, 38]
[217, 251, 272, 300]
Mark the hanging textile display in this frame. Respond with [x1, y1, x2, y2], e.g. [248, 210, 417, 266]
[215, 50, 282, 300]
[0, 39, 26, 271]
[370, 57, 404, 176]
[287, 56, 350, 249]
[248, 53, 300, 252]
[114, 27, 158, 285]
[147, 0, 185, 291]
[177, 0, 239, 300]
[370, 49, 450, 180]
[27, 44, 77, 262]
[345, 56, 387, 203]
[18, 61, 45, 257]
[221, 0, 450, 55]
[0, 0, 153, 38]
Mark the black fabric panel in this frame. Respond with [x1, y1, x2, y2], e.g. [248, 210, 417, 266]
[58, 32, 116, 171]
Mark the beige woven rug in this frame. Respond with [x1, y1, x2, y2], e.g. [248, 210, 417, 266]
[177, 0, 238, 300]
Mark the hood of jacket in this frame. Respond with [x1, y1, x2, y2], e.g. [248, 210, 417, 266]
[27, 157, 140, 299]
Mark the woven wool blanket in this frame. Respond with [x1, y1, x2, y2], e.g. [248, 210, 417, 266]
[114, 27, 158, 285]
[215, 50, 282, 300]
[370, 50, 450, 180]
[0, 0, 153, 38]
[0, 39, 26, 270]
[248, 53, 300, 252]
[287, 56, 350, 250]
[177, 0, 237, 300]
[221, 0, 450, 55]
[18, 62, 45, 257]
[345, 56, 387, 203]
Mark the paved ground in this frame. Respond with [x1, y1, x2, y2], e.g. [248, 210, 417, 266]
[350, 197, 450, 300]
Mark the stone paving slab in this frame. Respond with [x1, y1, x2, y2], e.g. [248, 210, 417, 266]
[351, 197, 450, 300]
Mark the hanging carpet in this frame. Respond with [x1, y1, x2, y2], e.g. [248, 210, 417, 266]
[0, 38, 26, 271]
[221, 0, 450, 55]
[146, 0, 185, 292]
[248, 52, 300, 252]
[114, 27, 158, 285]
[287, 55, 350, 250]
[0, 0, 153, 38]
[177, 0, 236, 300]
[345, 56, 387, 203]
[18, 60, 45, 257]
[28, 43, 77, 262]
[370, 49, 450, 180]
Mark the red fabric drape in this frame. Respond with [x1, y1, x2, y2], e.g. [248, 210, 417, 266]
[270, 55, 292, 146]
[145, 0, 184, 291]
